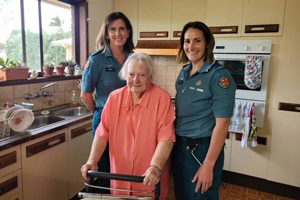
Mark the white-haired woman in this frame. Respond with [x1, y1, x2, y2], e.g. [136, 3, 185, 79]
[81, 52, 175, 199]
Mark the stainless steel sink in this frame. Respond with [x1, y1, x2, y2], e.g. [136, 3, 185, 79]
[28, 115, 65, 130]
[52, 106, 90, 117]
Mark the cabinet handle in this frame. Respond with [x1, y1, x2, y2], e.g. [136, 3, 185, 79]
[173, 31, 181, 37]
[140, 31, 168, 38]
[209, 26, 238, 34]
[0, 176, 18, 196]
[278, 102, 300, 113]
[245, 24, 279, 33]
[26, 133, 65, 158]
[71, 124, 92, 139]
[0, 151, 17, 170]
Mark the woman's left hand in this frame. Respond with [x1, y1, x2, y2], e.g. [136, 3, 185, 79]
[143, 165, 161, 186]
[192, 162, 214, 194]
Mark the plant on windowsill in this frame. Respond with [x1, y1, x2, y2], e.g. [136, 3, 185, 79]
[43, 64, 54, 77]
[0, 58, 29, 81]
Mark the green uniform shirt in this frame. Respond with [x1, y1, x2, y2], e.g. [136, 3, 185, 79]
[175, 61, 236, 138]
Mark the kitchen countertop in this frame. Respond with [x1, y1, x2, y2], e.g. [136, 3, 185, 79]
[0, 111, 92, 151]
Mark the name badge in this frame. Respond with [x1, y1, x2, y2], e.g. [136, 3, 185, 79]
[105, 67, 116, 72]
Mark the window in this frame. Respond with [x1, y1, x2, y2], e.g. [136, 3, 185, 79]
[0, 0, 85, 72]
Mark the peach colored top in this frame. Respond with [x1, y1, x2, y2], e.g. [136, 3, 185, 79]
[96, 84, 175, 199]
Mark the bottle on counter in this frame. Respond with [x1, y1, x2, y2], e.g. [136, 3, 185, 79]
[70, 90, 79, 106]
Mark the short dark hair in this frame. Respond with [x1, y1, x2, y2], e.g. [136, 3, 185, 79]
[177, 21, 215, 64]
[96, 12, 134, 52]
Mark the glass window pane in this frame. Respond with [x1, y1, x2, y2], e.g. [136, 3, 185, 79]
[41, 1, 73, 68]
[24, 0, 41, 72]
[0, 0, 22, 62]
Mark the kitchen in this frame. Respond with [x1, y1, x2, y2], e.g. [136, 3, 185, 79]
[0, 0, 300, 199]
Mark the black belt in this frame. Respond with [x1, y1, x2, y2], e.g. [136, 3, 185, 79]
[176, 135, 211, 149]
[94, 107, 103, 112]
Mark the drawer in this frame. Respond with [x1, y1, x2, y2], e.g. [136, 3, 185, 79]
[0, 170, 22, 200]
[0, 146, 21, 177]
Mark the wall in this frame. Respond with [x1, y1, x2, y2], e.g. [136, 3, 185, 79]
[0, 80, 81, 111]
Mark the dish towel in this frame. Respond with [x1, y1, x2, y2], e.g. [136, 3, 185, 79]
[244, 55, 263, 89]
[229, 100, 257, 148]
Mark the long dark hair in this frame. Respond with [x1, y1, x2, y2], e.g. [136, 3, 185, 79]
[96, 12, 134, 52]
[177, 21, 215, 64]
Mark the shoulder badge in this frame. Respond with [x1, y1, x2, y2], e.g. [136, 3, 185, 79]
[219, 76, 230, 89]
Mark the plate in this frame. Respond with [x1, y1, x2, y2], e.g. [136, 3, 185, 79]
[8, 109, 34, 132]
[5, 105, 23, 120]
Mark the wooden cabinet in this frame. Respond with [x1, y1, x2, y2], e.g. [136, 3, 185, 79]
[206, 0, 243, 37]
[114, 0, 139, 46]
[0, 146, 22, 200]
[171, 0, 206, 39]
[223, 139, 231, 171]
[138, 0, 172, 40]
[228, 134, 270, 179]
[21, 129, 68, 200]
[67, 120, 93, 198]
[241, 0, 286, 36]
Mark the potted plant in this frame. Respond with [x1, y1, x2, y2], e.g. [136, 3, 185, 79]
[43, 64, 54, 77]
[0, 58, 29, 81]
[55, 62, 66, 76]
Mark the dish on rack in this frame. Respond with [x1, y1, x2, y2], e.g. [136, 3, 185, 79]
[5, 105, 24, 120]
[8, 109, 34, 132]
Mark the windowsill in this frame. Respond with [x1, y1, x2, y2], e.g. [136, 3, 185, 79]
[0, 75, 82, 87]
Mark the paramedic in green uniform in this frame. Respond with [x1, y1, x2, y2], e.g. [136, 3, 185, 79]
[81, 12, 134, 191]
[172, 21, 236, 200]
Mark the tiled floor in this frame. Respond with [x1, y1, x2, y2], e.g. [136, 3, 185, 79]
[220, 182, 293, 200]
[167, 182, 294, 200]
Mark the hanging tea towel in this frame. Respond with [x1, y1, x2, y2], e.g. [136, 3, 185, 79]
[244, 56, 263, 89]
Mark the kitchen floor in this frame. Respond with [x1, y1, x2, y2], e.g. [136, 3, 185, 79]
[167, 182, 294, 200]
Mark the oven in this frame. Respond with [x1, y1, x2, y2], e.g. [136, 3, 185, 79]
[213, 40, 272, 128]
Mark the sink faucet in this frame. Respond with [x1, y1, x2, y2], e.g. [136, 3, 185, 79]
[40, 82, 60, 90]
[24, 82, 59, 100]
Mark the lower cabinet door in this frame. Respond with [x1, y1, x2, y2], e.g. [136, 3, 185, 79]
[68, 120, 92, 198]
[21, 129, 68, 200]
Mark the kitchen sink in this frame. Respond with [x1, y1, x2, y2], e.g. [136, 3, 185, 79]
[52, 106, 90, 117]
[28, 115, 65, 130]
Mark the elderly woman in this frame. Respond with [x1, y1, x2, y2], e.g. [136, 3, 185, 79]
[81, 52, 175, 199]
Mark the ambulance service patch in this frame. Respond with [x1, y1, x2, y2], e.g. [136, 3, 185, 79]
[219, 76, 230, 89]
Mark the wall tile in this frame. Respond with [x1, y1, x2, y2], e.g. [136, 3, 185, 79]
[0, 86, 14, 100]
[13, 85, 29, 99]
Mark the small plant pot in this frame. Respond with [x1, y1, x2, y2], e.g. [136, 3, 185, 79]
[55, 66, 65, 76]
[43, 67, 54, 77]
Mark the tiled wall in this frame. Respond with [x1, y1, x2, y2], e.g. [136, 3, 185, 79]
[0, 80, 81, 111]
[0, 55, 180, 110]
[151, 55, 181, 97]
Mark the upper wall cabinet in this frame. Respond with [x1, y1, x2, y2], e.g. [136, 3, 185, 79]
[206, 0, 244, 37]
[241, 0, 286, 36]
[138, 0, 172, 40]
[171, 0, 206, 39]
[114, 0, 139, 45]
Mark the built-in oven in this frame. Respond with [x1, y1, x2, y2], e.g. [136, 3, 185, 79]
[213, 40, 272, 128]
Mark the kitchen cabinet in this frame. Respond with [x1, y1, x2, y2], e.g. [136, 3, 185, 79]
[206, 0, 286, 37]
[229, 135, 270, 179]
[241, 0, 286, 36]
[0, 145, 22, 200]
[21, 129, 68, 200]
[206, 0, 244, 37]
[223, 139, 231, 171]
[67, 120, 93, 198]
[114, 0, 139, 46]
[138, 0, 172, 40]
[171, 0, 206, 39]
